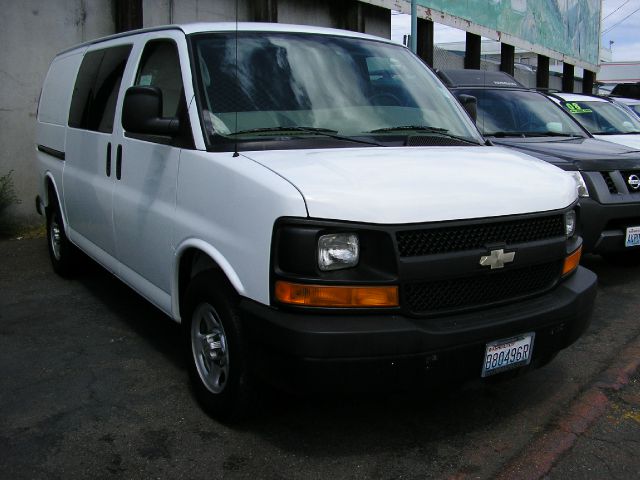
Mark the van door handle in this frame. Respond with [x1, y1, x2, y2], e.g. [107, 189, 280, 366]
[116, 145, 122, 180]
[106, 143, 112, 177]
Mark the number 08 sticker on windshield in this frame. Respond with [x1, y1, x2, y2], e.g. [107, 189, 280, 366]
[481, 333, 535, 377]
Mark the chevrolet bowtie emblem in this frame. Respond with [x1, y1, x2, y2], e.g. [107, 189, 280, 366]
[480, 249, 515, 269]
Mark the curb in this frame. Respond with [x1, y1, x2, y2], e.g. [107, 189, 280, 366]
[493, 334, 640, 480]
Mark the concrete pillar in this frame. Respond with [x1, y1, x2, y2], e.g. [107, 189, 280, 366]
[500, 44, 515, 76]
[562, 63, 575, 92]
[417, 18, 434, 67]
[537, 55, 549, 90]
[115, 0, 143, 33]
[464, 32, 481, 70]
[248, 0, 277, 22]
[583, 70, 595, 94]
[329, 0, 390, 38]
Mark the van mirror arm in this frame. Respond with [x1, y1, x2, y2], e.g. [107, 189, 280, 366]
[122, 86, 180, 136]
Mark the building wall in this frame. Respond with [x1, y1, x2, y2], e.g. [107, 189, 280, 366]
[0, 0, 390, 228]
[0, 0, 115, 227]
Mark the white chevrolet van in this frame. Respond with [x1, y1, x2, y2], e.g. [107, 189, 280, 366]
[36, 23, 596, 420]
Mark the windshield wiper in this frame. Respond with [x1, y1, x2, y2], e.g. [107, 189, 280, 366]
[227, 126, 385, 147]
[367, 125, 479, 144]
[488, 131, 582, 138]
[595, 131, 640, 135]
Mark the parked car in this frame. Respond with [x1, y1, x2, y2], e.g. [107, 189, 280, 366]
[611, 82, 640, 100]
[437, 69, 640, 262]
[36, 25, 596, 420]
[547, 92, 640, 150]
[610, 96, 640, 119]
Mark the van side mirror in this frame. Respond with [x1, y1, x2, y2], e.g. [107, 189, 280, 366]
[458, 94, 478, 123]
[122, 86, 180, 136]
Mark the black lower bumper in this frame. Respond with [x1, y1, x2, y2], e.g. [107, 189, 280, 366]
[240, 267, 597, 392]
[580, 197, 640, 254]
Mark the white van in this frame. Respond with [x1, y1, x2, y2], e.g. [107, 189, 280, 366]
[36, 23, 596, 420]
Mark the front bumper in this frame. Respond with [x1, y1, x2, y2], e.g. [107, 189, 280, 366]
[240, 266, 597, 392]
[579, 197, 640, 254]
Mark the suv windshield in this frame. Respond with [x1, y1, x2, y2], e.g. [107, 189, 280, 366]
[455, 88, 586, 138]
[560, 100, 640, 135]
[190, 32, 483, 147]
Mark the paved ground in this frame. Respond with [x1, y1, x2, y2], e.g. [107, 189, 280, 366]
[1, 237, 639, 479]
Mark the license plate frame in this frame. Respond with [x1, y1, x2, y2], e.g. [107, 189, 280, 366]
[625, 226, 640, 248]
[481, 332, 535, 378]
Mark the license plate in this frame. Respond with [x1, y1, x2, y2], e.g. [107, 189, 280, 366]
[481, 333, 535, 377]
[625, 226, 640, 247]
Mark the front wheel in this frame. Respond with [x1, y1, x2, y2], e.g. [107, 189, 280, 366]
[183, 272, 253, 422]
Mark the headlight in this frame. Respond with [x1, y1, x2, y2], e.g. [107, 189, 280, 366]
[318, 233, 359, 271]
[564, 210, 577, 237]
[569, 171, 589, 197]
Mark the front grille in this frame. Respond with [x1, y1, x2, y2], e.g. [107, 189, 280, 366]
[601, 172, 618, 194]
[396, 215, 565, 257]
[404, 261, 563, 315]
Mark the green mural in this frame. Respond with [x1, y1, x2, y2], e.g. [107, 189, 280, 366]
[417, 0, 601, 67]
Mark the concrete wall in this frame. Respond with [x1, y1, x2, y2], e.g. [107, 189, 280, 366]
[0, 0, 115, 227]
[0, 0, 392, 229]
[278, 0, 334, 28]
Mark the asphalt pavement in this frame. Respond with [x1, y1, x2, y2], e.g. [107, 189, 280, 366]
[1, 237, 639, 479]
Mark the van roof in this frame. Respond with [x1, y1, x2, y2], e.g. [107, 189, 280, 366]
[436, 69, 526, 89]
[58, 22, 396, 56]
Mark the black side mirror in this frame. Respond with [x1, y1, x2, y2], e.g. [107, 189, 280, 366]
[122, 86, 180, 136]
[458, 94, 478, 123]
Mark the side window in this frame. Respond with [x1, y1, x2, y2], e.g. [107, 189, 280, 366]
[135, 41, 183, 118]
[68, 45, 132, 133]
[68, 50, 102, 129]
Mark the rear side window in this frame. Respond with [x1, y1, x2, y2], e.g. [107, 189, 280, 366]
[68, 45, 132, 132]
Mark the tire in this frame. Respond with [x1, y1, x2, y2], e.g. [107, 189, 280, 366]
[183, 271, 253, 422]
[46, 199, 79, 277]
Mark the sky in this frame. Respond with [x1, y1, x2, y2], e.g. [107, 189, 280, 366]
[391, 0, 640, 62]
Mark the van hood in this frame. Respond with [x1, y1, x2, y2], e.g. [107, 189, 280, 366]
[243, 146, 576, 224]
[490, 137, 640, 171]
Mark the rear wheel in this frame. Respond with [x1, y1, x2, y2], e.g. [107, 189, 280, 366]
[46, 199, 79, 277]
[183, 272, 253, 422]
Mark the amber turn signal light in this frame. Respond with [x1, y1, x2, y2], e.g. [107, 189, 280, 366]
[562, 246, 582, 276]
[275, 281, 399, 307]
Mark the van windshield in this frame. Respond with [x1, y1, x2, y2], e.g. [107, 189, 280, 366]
[190, 32, 483, 148]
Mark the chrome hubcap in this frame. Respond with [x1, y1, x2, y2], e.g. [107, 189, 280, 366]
[191, 303, 229, 394]
[50, 216, 62, 261]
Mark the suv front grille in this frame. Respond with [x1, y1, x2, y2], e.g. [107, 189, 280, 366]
[396, 215, 565, 257]
[404, 260, 563, 315]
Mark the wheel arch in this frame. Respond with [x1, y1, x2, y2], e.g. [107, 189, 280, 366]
[43, 172, 68, 228]
[173, 239, 246, 323]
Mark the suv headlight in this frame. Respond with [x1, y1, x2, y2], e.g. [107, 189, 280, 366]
[564, 210, 577, 237]
[569, 171, 589, 197]
[318, 233, 359, 271]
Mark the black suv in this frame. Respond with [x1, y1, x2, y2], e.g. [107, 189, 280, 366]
[437, 69, 640, 262]
[611, 82, 640, 100]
